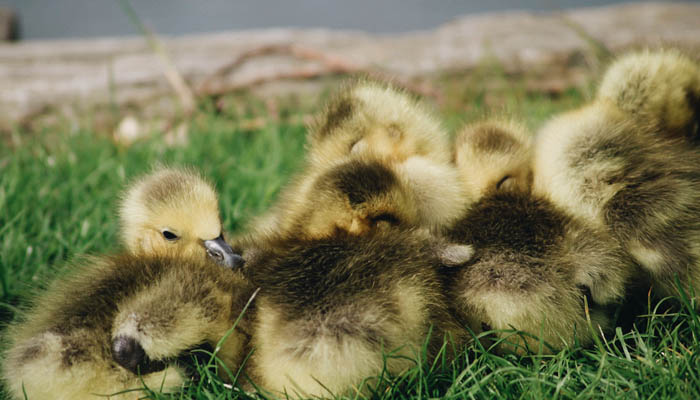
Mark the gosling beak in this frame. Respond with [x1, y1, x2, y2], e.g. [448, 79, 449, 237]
[204, 235, 244, 269]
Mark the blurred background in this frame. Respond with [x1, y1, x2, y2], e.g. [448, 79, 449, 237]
[2, 0, 699, 134]
[1, 0, 661, 40]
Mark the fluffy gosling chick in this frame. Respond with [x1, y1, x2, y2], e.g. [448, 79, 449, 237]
[2, 167, 247, 399]
[445, 190, 634, 354]
[120, 167, 241, 268]
[448, 120, 633, 353]
[309, 81, 467, 231]
[253, 81, 467, 238]
[272, 156, 419, 239]
[454, 119, 534, 200]
[597, 49, 700, 143]
[262, 154, 466, 240]
[307, 80, 452, 166]
[533, 99, 700, 301]
[237, 228, 471, 397]
[2, 254, 254, 400]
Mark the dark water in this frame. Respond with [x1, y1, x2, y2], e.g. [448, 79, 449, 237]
[0, 0, 673, 40]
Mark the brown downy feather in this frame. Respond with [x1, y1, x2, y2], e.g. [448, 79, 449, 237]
[445, 190, 635, 354]
[250, 81, 467, 239]
[235, 228, 471, 397]
[453, 119, 534, 201]
[247, 152, 466, 244]
[449, 118, 636, 353]
[2, 166, 246, 399]
[2, 254, 254, 400]
[597, 49, 700, 144]
[534, 99, 700, 303]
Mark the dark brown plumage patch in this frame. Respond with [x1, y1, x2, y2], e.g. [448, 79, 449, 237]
[60, 336, 93, 367]
[686, 89, 700, 144]
[563, 115, 700, 297]
[447, 191, 567, 258]
[251, 236, 386, 317]
[468, 126, 520, 154]
[49, 255, 172, 335]
[321, 159, 398, 205]
[18, 342, 45, 363]
[245, 228, 459, 356]
[592, 133, 700, 275]
[318, 97, 355, 138]
[141, 171, 192, 209]
[569, 135, 637, 174]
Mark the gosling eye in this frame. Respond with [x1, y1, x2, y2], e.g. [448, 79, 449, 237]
[161, 230, 179, 241]
[350, 139, 365, 154]
[496, 175, 512, 190]
[370, 213, 400, 227]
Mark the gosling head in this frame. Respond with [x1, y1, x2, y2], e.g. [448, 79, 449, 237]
[596, 48, 700, 142]
[119, 167, 243, 269]
[289, 156, 422, 239]
[307, 80, 451, 166]
[454, 119, 534, 201]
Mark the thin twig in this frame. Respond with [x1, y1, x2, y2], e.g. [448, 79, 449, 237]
[117, 0, 196, 115]
[559, 14, 613, 72]
[197, 43, 443, 103]
[198, 44, 362, 92]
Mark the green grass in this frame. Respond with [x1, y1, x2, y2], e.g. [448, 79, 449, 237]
[1, 80, 698, 399]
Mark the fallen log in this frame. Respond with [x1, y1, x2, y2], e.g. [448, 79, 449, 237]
[0, 2, 698, 128]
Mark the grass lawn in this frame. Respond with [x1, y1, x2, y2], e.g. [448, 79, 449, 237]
[1, 75, 699, 399]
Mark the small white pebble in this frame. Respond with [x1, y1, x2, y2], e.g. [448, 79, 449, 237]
[81, 220, 91, 237]
[114, 115, 145, 145]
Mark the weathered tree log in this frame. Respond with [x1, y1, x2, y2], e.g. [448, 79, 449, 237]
[0, 2, 698, 128]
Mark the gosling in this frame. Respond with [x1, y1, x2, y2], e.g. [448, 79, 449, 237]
[306, 80, 451, 166]
[252, 152, 467, 241]
[2, 166, 249, 399]
[236, 227, 472, 397]
[453, 119, 534, 200]
[447, 119, 634, 353]
[119, 166, 241, 268]
[445, 190, 634, 354]
[2, 254, 254, 400]
[533, 99, 700, 303]
[597, 49, 700, 144]
[254, 81, 467, 238]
